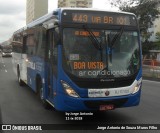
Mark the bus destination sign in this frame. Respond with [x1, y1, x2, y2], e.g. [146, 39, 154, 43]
[72, 13, 132, 25]
[62, 11, 137, 26]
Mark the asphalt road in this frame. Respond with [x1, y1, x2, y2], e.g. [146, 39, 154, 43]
[0, 57, 160, 133]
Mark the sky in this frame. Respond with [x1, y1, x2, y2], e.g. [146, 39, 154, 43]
[0, 0, 117, 43]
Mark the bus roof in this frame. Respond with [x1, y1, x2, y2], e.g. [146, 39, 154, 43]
[13, 8, 136, 35]
[60, 8, 135, 16]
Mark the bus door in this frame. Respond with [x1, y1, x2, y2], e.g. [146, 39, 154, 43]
[46, 29, 58, 100]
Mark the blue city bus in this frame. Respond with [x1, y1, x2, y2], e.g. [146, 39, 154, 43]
[12, 8, 142, 111]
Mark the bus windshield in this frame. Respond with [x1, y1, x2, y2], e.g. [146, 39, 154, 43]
[62, 28, 140, 79]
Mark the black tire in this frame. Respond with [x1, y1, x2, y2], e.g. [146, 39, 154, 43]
[37, 79, 51, 109]
[17, 68, 24, 86]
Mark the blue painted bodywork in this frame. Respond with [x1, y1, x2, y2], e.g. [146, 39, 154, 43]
[50, 45, 142, 111]
[26, 9, 142, 112]
[27, 56, 45, 92]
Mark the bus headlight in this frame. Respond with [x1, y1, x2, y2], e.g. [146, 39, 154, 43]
[61, 80, 79, 98]
[132, 78, 142, 94]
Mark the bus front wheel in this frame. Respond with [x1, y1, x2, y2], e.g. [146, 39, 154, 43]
[37, 79, 51, 109]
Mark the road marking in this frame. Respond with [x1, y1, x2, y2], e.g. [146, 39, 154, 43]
[143, 79, 160, 84]
[0, 57, 7, 72]
[1, 57, 4, 63]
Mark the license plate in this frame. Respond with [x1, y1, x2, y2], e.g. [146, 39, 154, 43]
[100, 105, 114, 111]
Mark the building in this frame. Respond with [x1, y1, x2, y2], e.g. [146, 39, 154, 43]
[148, 0, 160, 42]
[26, 0, 48, 24]
[58, 0, 92, 8]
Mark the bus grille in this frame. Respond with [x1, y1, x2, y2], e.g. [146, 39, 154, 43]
[74, 79, 134, 88]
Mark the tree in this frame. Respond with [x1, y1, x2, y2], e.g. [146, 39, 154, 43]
[156, 32, 160, 41]
[109, 0, 160, 42]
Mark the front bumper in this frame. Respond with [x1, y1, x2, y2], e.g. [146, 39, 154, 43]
[54, 89, 141, 112]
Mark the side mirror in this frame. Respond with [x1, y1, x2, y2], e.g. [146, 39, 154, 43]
[43, 19, 59, 29]
[12, 41, 22, 45]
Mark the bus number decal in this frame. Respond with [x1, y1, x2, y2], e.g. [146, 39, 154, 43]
[72, 14, 88, 23]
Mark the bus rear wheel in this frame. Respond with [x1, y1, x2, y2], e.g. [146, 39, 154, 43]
[17, 68, 24, 86]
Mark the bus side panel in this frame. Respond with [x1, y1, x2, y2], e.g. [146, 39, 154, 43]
[12, 52, 27, 84]
[27, 56, 45, 92]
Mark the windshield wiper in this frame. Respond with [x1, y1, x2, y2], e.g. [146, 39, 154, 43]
[108, 26, 124, 63]
[110, 26, 124, 47]
[97, 27, 124, 78]
[82, 25, 103, 61]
